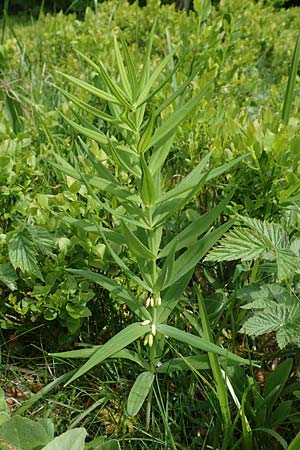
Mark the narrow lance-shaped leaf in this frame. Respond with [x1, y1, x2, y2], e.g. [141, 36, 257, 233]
[159, 192, 234, 259]
[156, 324, 252, 365]
[170, 220, 234, 287]
[61, 322, 151, 385]
[107, 138, 141, 178]
[138, 20, 156, 98]
[56, 71, 117, 103]
[154, 241, 176, 292]
[75, 50, 132, 108]
[51, 346, 149, 369]
[140, 153, 156, 207]
[122, 221, 156, 260]
[138, 112, 154, 154]
[58, 111, 108, 145]
[145, 83, 211, 152]
[118, 29, 138, 100]
[56, 86, 116, 123]
[114, 34, 132, 98]
[157, 270, 194, 324]
[282, 31, 300, 124]
[51, 152, 138, 202]
[66, 268, 152, 321]
[127, 371, 155, 416]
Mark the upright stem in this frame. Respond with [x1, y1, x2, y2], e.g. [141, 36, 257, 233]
[196, 285, 232, 448]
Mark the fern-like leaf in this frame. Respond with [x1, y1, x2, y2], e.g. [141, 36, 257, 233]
[205, 218, 299, 282]
[239, 284, 300, 348]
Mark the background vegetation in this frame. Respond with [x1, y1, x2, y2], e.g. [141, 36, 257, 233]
[1, 0, 300, 449]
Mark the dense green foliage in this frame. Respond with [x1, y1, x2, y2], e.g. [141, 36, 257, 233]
[1, 0, 300, 449]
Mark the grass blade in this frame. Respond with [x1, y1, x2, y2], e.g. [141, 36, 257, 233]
[282, 32, 300, 124]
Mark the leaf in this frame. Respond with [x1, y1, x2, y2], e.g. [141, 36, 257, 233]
[56, 86, 115, 123]
[50, 346, 148, 369]
[240, 311, 282, 336]
[26, 225, 53, 255]
[121, 222, 156, 260]
[55, 215, 123, 245]
[145, 84, 210, 152]
[8, 231, 42, 279]
[156, 355, 210, 373]
[66, 269, 151, 321]
[194, 0, 212, 23]
[159, 192, 233, 259]
[114, 34, 132, 98]
[170, 221, 234, 287]
[42, 428, 86, 450]
[54, 323, 151, 386]
[58, 111, 108, 145]
[56, 71, 117, 103]
[205, 217, 299, 282]
[263, 359, 293, 409]
[140, 153, 156, 207]
[127, 371, 155, 416]
[0, 263, 17, 291]
[75, 50, 131, 108]
[156, 324, 251, 365]
[118, 30, 138, 100]
[287, 432, 300, 450]
[154, 241, 176, 292]
[282, 31, 300, 124]
[0, 416, 51, 450]
[136, 49, 175, 107]
[138, 113, 154, 154]
[153, 153, 211, 227]
[157, 269, 194, 324]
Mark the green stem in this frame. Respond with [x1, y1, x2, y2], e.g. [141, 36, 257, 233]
[196, 285, 232, 448]
[145, 384, 153, 430]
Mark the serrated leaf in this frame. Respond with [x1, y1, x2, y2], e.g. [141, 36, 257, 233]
[0, 263, 17, 291]
[26, 225, 53, 255]
[127, 371, 155, 416]
[240, 311, 282, 336]
[8, 232, 42, 279]
[206, 217, 300, 282]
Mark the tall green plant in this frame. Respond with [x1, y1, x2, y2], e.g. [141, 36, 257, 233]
[282, 31, 300, 125]
[49, 28, 250, 435]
